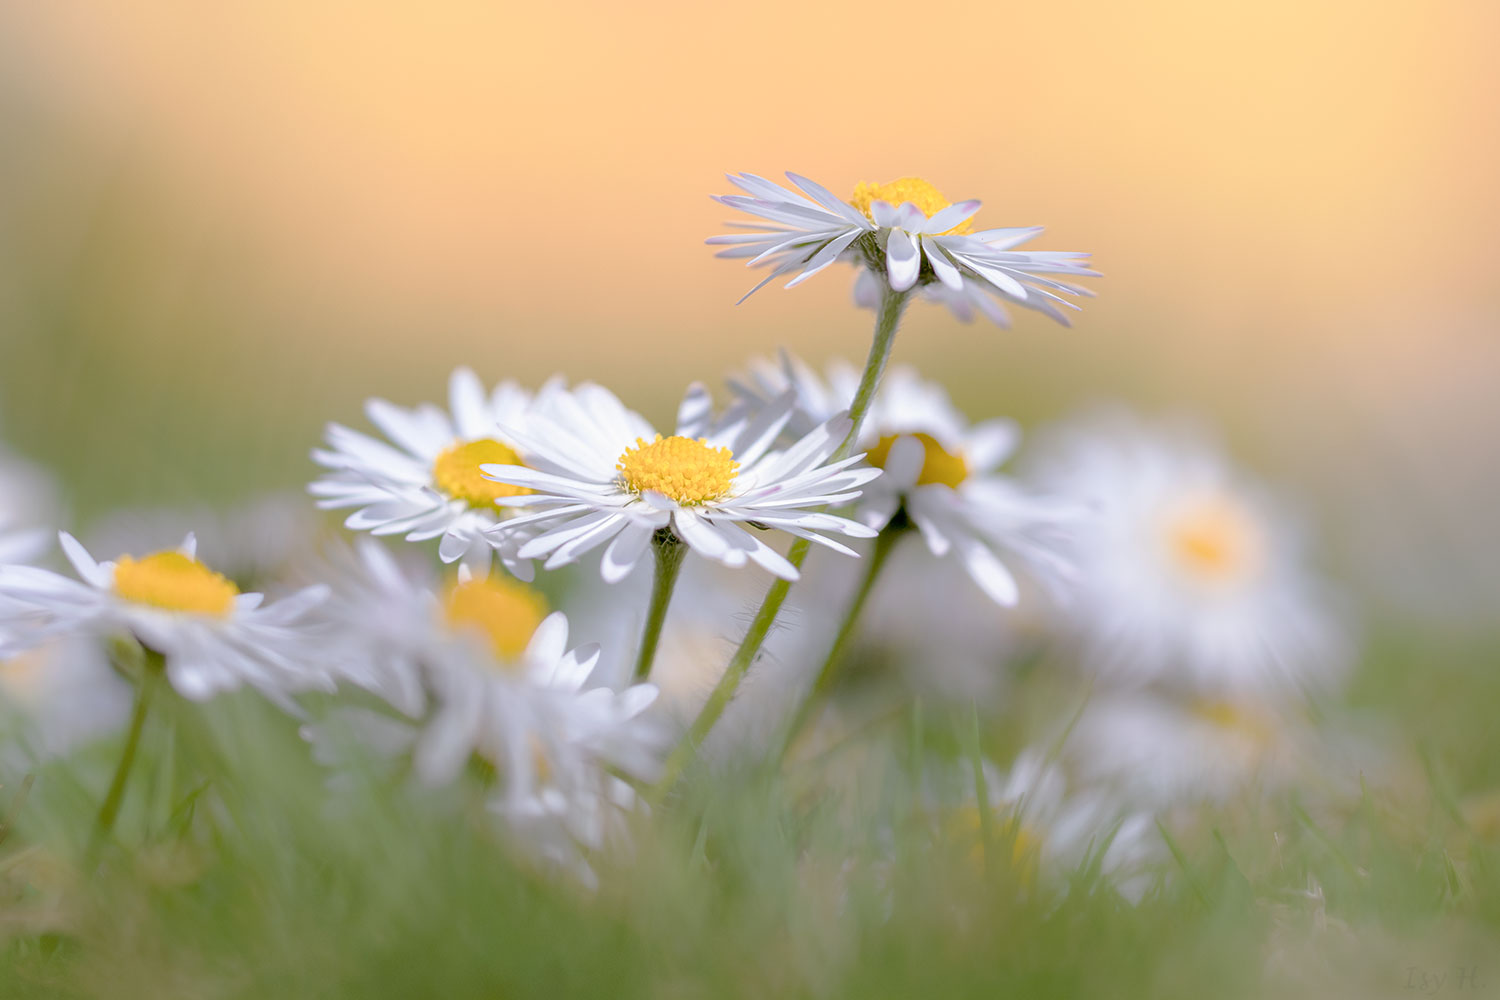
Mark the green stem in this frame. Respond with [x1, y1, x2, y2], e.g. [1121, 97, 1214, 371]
[652, 283, 911, 797]
[775, 522, 905, 762]
[89, 654, 161, 857]
[633, 528, 688, 683]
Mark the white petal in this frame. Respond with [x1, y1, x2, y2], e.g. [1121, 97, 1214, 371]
[885, 229, 921, 292]
[600, 523, 652, 584]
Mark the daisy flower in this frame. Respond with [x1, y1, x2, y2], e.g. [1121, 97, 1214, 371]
[734, 355, 1075, 606]
[1067, 694, 1302, 807]
[88, 491, 327, 593]
[0, 448, 58, 567]
[708, 172, 1097, 326]
[1027, 410, 1351, 695]
[935, 749, 1162, 903]
[1066, 693, 1380, 809]
[0, 533, 331, 706]
[310, 540, 663, 802]
[309, 367, 541, 576]
[478, 381, 881, 582]
[1, 633, 132, 766]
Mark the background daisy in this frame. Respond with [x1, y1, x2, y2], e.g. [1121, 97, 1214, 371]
[1026, 409, 1352, 696]
[0, 532, 331, 707]
[736, 355, 1075, 606]
[933, 749, 1162, 904]
[1064, 693, 1380, 809]
[310, 366, 541, 576]
[310, 539, 664, 801]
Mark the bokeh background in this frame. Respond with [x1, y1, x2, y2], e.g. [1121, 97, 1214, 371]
[1, 0, 1497, 627]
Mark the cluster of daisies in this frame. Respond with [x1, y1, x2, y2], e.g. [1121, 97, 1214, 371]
[0, 172, 1364, 892]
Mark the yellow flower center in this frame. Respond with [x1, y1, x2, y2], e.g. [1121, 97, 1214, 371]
[616, 435, 739, 505]
[112, 550, 239, 617]
[432, 438, 532, 508]
[1461, 790, 1500, 842]
[950, 806, 1043, 882]
[866, 432, 969, 489]
[849, 177, 974, 235]
[1161, 494, 1265, 586]
[1188, 699, 1276, 749]
[443, 575, 550, 664]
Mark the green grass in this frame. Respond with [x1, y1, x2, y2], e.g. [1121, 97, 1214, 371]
[0, 623, 1496, 1000]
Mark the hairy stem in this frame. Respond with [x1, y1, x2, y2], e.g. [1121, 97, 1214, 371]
[633, 528, 689, 683]
[653, 283, 910, 796]
[89, 651, 161, 858]
[776, 522, 906, 762]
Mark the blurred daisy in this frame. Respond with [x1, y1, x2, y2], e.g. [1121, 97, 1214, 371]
[937, 749, 1161, 903]
[479, 381, 880, 582]
[0, 448, 59, 567]
[0, 633, 132, 767]
[311, 540, 663, 802]
[1067, 693, 1379, 809]
[489, 772, 643, 888]
[735, 356, 1075, 606]
[1067, 694, 1302, 807]
[309, 367, 540, 576]
[708, 171, 1096, 326]
[88, 491, 326, 592]
[0, 533, 331, 706]
[793, 540, 1038, 706]
[1028, 411, 1351, 695]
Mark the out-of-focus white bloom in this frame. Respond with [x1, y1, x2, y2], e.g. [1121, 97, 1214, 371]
[88, 491, 326, 591]
[709, 172, 1096, 327]
[1028, 411, 1351, 695]
[480, 381, 879, 582]
[1068, 694, 1303, 806]
[490, 773, 643, 889]
[936, 749, 1162, 903]
[0, 634, 132, 766]
[735, 356, 1074, 606]
[309, 367, 539, 576]
[561, 552, 821, 763]
[795, 540, 1039, 706]
[1067, 693, 1382, 809]
[0, 449, 59, 567]
[311, 540, 664, 805]
[0, 533, 331, 707]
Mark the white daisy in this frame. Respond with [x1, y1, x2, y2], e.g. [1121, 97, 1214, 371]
[935, 749, 1162, 903]
[1027, 410, 1351, 695]
[0, 533, 331, 707]
[1067, 693, 1379, 809]
[734, 355, 1075, 606]
[309, 367, 541, 576]
[87, 491, 327, 592]
[310, 539, 663, 803]
[793, 541, 1038, 705]
[488, 773, 643, 888]
[0, 633, 132, 766]
[708, 172, 1097, 326]
[479, 381, 881, 582]
[0, 448, 59, 567]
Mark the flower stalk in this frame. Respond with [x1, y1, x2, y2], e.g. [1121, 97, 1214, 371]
[653, 283, 911, 796]
[776, 517, 909, 761]
[89, 647, 163, 858]
[633, 528, 689, 682]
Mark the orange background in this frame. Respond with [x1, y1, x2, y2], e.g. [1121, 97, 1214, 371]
[0, 0, 1496, 612]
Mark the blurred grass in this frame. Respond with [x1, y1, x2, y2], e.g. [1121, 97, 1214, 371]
[0, 623, 1494, 999]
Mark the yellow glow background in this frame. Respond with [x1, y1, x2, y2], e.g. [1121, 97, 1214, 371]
[1, 0, 1497, 613]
